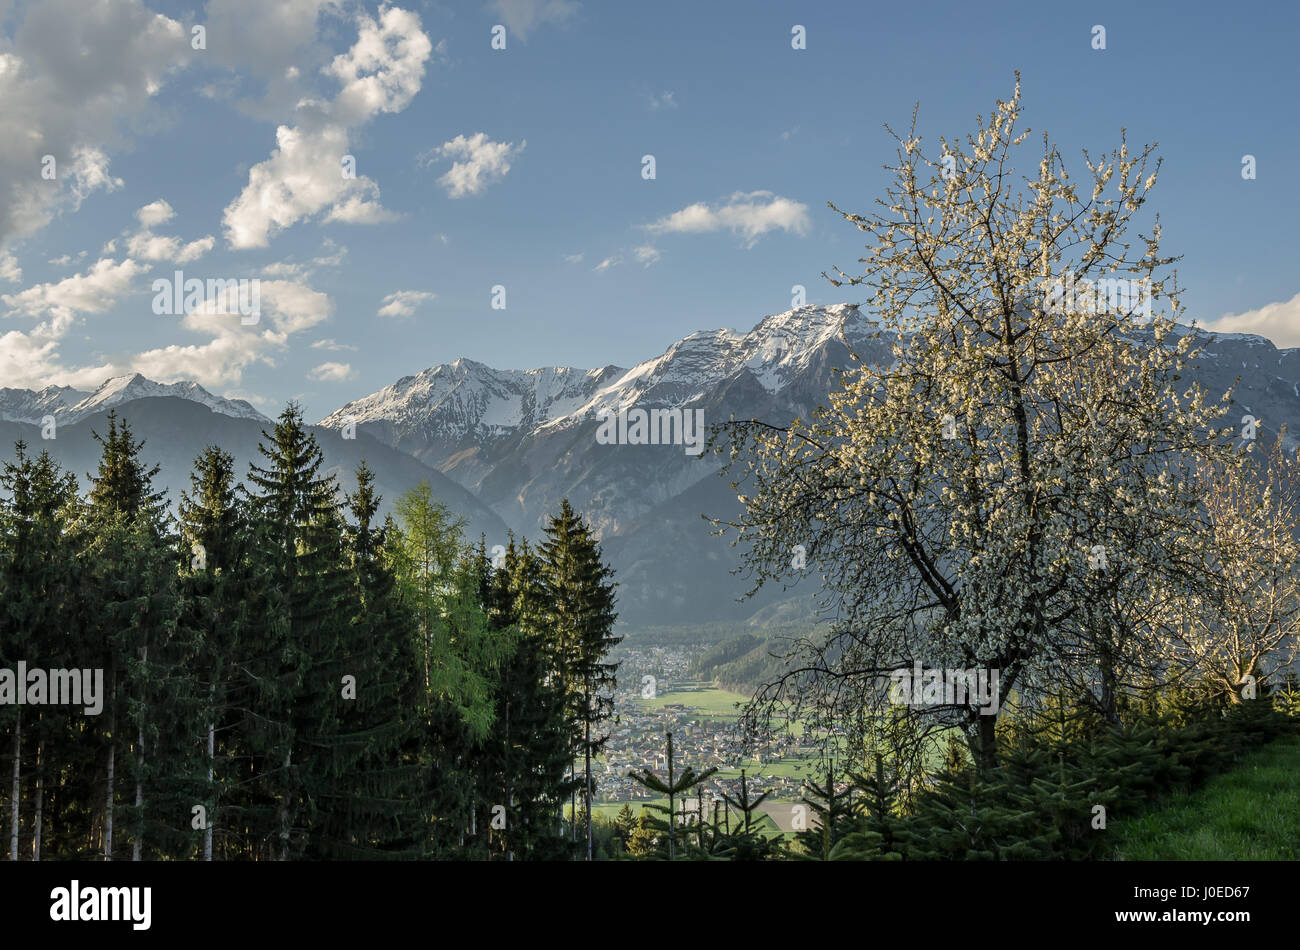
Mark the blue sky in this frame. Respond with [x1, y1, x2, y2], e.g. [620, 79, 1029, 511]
[1, 0, 1297, 422]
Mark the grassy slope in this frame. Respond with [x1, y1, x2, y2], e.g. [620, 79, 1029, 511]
[1112, 734, 1300, 860]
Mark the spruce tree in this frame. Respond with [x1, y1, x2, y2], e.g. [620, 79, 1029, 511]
[331, 462, 426, 858]
[495, 537, 579, 859]
[244, 403, 351, 859]
[0, 444, 81, 860]
[793, 764, 855, 860]
[80, 413, 192, 860]
[711, 768, 782, 861]
[538, 499, 620, 861]
[843, 753, 916, 860]
[626, 731, 716, 861]
[177, 446, 246, 859]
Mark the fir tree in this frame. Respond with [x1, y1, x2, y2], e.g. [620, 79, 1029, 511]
[327, 461, 426, 858]
[712, 768, 782, 861]
[80, 414, 192, 860]
[244, 403, 352, 859]
[626, 731, 716, 861]
[793, 764, 855, 860]
[843, 753, 916, 860]
[0, 444, 80, 860]
[537, 498, 620, 861]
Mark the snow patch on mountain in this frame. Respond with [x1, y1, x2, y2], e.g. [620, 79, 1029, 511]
[317, 360, 622, 441]
[538, 303, 873, 430]
[0, 374, 269, 425]
[313, 304, 876, 447]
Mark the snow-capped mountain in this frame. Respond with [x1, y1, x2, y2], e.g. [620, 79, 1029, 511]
[0, 385, 87, 424]
[534, 303, 875, 431]
[313, 304, 1300, 627]
[0, 374, 269, 426]
[321, 305, 872, 447]
[316, 304, 892, 539]
[320, 360, 624, 438]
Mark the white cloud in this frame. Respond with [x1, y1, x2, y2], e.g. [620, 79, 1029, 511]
[377, 289, 435, 317]
[564, 252, 583, 263]
[648, 91, 676, 111]
[0, 257, 143, 388]
[258, 280, 333, 335]
[424, 133, 524, 198]
[323, 185, 399, 224]
[222, 7, 433, 248]
[174, 236, 216, 263]
[487, 0, 579, 41]
[47, 254, 74, 267]
[125, 230, 215, 264]
[645, 190, 811, 248]
[633, 245, 661, 267]
[308, 360, 355, 382]
[1198, 292, 1300, 349]
[0, 260, 335, 391]
[136, 199, 175, 228]
[129, 330, 278, 388]
[326, 6, 433, 125]
[66, 147, 124, 208]
[0, 329, 104, 390]
[2, 257, 142, 332]
[312, 337, 356, 351]
[262, 241, 349, 278]
[131, 279, 333, 387]
[0, 0, 190, 246]
[593, 255, 621, 272]
[0, 251, 20, 284]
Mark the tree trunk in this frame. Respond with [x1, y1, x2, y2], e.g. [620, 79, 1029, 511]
[1099, 642, 1120, 724]
[9, 708, 20, 861]
[584, 692, 592, 862]
[104, 735, 115, 860]
[504, 695, 513, 862]
[132, 720, 144, 861]
[277, 748, 292, 861]
[977, 711, 998, 772]
[104, 666, 116, 861]
[204, 709, 214, 861]
[32, 737, 42, 862]
[133, 644, 146, 862]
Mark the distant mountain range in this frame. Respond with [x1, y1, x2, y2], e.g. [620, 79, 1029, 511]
[317, 304, 883, 537]
[0, 397, 507, 546]
[0, 374, 268, 427]
[3, 305, 1299, 629]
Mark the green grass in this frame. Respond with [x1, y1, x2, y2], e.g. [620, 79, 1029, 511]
[1112, 734, 1300, 860]
[636, 681, 808, 737]
[637, 685, 749, 717]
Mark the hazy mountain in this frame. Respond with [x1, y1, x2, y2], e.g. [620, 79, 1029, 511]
[0, 397, 508, 544]
[0, 373, 269, 427]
